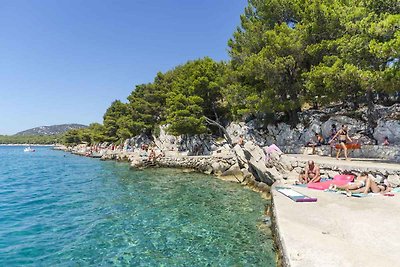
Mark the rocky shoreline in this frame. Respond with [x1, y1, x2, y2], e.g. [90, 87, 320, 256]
[55, 103, 400, 266]
[54, 142, 276, 194]
[56, 137, 400, 267]
[56, 135, 400, 194]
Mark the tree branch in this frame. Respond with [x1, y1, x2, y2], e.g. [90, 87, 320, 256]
[204, 116, 233, 146]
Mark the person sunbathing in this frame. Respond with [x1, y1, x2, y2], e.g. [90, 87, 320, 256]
[368, 178, 392, 194]
[298, 161, 321, 184]
[329, 172, 370, 196]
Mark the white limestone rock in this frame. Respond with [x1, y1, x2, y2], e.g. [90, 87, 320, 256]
[233, 144, 247, 168]
[374, 120, 400, 145]
[221, 163, 242, 177]
[211, 161, 230, 175]
[280, 155, 294, 171]
[242, 141, 275, 185]
[387, 174, 400, 188]
[243, 141, 265, 162]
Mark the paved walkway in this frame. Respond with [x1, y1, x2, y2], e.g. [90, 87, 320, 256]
[273, 185, 400, 266]
[286, 154, 400, 173]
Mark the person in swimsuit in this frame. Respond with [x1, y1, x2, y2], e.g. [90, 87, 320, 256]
[329, 125, 352, 160]
[238, 135, 244, 146]
[298, 160, 321, 184]
[368, 178, 392, 194]
[383, 136, 390, 146]
[148, 147, 156, 162]
[329, 124, 337, 157]
[307, 133, 324, 154]
[329, 172, 370, 196]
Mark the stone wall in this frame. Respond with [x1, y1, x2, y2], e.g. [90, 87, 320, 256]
[281, 157, 400, 187]
[280, 145, 400, 162]
[155, 156, 237, 175]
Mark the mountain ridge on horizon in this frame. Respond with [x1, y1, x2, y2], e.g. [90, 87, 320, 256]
[15, 124, 87, 136]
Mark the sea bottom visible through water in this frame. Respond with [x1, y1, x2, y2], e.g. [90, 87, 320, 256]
[0, 146, 276, 266]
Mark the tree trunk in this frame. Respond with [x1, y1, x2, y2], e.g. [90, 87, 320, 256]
[204, 117, 233, 146]
[366, 90, 377, 142]
[286, 109, 299, 126]
[211, 102, 223, 137]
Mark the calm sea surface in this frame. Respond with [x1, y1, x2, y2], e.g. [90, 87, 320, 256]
[0, 146, 275, 266]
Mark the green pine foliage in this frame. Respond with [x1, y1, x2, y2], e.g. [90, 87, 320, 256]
[61, 0, 399, 145]
[0, 135, 61, 144]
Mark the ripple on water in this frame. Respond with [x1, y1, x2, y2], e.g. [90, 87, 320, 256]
[0, 146, 276, 266]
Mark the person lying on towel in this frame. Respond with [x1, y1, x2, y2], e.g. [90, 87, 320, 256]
[298, 161, 321, 184]
[367, 177, 392, 194]
[329, 172, 369, 196]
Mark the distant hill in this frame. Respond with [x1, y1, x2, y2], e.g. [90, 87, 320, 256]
[15, 124, 87, 136]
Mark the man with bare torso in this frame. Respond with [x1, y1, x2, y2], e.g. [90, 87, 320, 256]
[298, 160, 321, 184]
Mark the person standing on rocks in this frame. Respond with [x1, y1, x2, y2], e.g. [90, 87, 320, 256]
[329, 125, 352, 160]
[308, 133, 324, 154]
[383, 136, 390, 146]
[238, 135, 245, 146]
[329, 124, 337, 157]
[298, 160, 321, 184]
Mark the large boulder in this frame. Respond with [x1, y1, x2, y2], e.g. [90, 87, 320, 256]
[211, 161, 231, 175]
[152, 125, 216, 155]
[242, 141, 275, 185]
[233, 144, 248, 168]
[374, 120, 400, 145]
[221, 163, 242, 176]
[320, 116, 365, 140]
[387, 174, 400, 188]
[267, 123, 303, 147]
[226, 122, 266, 146]
[130, 157, 147, 168]
[374, 104, 400, 120]
[279, 155, 294, 171]
[129, 134, 153, 148]
[153, 125, 178, 152]
[226, 122, 247, 143]
[220, 164, 244, 182]
[247, 159, 275, 185]
[243, 141, 265, 162]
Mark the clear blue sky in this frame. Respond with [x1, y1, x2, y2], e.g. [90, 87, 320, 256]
[0, 0, 247, 135]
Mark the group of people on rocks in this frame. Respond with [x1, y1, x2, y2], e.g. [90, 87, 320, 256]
[308, 124, 391, 160]
[298, 160, 392, 196]
[139, 143, 165, 162]
[307, 124, 354, 160]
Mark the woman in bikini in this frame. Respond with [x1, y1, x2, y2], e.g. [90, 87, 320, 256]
[329, 125, 352, 160]
[330, 172, 370, 196]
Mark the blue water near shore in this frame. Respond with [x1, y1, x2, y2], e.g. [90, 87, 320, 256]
[0, 146, 275, 266]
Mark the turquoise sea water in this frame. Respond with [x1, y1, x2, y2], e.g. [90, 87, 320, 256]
[0, 146, 275, 266]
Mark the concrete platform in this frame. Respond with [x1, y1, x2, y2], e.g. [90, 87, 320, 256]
[286, 154, 400, 174]
[272, 185, 400, 267]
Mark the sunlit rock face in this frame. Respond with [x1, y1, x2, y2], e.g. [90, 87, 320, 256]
[226, 103, 399, 148]
[374, 120, 400, 145]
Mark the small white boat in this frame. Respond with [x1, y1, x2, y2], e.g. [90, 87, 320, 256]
[24, 147, 36, 152]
